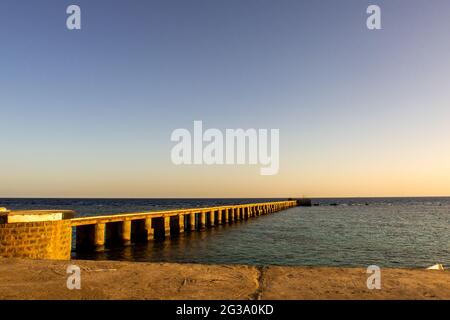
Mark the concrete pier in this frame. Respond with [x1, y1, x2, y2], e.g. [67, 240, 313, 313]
[0, 200, 298, 260]
[71, 200, 297, 251]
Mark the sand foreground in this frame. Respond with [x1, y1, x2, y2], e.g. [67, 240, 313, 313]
[0, 258, 448, 300]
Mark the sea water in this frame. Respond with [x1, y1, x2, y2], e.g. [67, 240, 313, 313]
[1, 197, 449, 267]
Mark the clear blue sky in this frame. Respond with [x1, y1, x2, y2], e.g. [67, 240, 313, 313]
[1, 0, 450, 197]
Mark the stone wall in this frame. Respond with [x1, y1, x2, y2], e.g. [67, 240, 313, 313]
[0, 220, 72, 260]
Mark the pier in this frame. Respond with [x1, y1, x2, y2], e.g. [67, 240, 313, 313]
[0, 200, 298, 260]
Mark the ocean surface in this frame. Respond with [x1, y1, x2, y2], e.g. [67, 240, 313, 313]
[1, 197, 449, 268]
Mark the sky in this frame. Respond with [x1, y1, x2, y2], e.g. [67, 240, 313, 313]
[1, 0, 450, 198]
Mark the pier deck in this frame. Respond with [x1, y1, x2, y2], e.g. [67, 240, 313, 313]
[0, 200, 298, 259]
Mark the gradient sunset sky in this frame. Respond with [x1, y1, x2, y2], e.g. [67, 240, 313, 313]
[1, 0, 450, 198]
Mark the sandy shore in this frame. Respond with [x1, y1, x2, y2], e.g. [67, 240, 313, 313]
[0, 258, 448, 300]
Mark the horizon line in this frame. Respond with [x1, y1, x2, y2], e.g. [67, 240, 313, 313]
[1, 195, 450, 200]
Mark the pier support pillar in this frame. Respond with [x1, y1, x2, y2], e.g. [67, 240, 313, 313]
[95, 223, 105, 248]
[164, 216, 171, 237]
[178, 215, 185, 233]
[209, 211, 215, 227]
[145, 218, 154, 240]
[190, 213, 196, 231]
[217, 209, 222, 224]
[224, 209, 229, 223]
[199, 212, 206, 229]
[121, 221, 131, 245]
